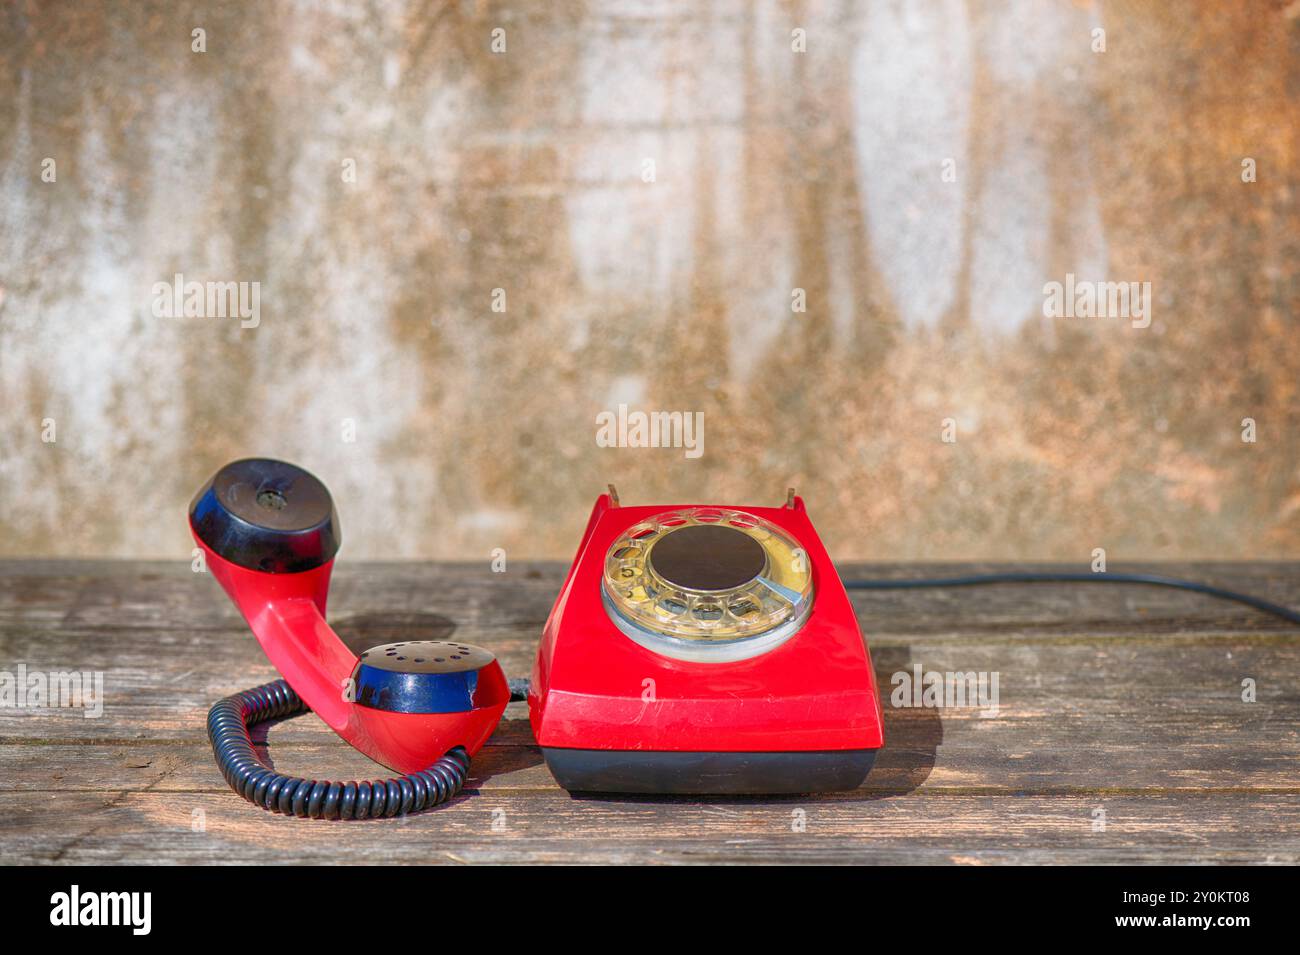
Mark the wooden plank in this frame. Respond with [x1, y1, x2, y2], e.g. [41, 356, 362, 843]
[2, 728, 1298, 794]
[5, 790, 1297, 865]
[3, 637, 1297, 785]
[3, 560, 1298, 637]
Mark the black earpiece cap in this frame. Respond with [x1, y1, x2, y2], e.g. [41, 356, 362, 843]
[189, 458, 341, 573]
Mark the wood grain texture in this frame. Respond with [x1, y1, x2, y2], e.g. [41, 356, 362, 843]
[1, 559, 1297, 864]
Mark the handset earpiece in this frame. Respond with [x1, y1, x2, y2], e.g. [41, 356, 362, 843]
[191, 458, 509, 818]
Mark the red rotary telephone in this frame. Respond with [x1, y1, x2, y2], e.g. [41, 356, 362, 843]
[192, 458, 884, 818]
[530, 491, 884, 793]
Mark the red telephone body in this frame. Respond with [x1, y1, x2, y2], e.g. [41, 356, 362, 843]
[528, 494, 884, 793]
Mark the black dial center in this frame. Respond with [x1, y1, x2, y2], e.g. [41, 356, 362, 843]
[648, 523, 766, 592]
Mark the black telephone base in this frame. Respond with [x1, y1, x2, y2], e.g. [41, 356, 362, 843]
[541, 747, 877, 795]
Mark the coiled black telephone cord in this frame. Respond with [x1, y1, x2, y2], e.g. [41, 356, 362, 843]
[207, 680, 469, 820]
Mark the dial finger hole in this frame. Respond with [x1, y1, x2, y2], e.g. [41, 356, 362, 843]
[692, 601, 724, 623]
[656, 595, 687, 616]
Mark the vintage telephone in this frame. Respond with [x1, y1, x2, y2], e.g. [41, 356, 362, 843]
[193, 458, 1299, 819]
[192, 458, 883, 817]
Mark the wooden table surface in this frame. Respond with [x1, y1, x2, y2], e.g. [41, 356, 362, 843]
[2, 559, 1297, 865]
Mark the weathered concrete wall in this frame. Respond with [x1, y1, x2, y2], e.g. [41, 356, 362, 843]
[1, 1, 1297, 561]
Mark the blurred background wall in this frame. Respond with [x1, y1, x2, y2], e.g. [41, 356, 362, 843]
[1, 0, 1297, 561]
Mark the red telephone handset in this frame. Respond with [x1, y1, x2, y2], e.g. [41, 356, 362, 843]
[192, 459, 508, 818]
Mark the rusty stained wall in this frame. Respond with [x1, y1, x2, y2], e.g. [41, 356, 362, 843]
[0, 0, 1297, 562]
